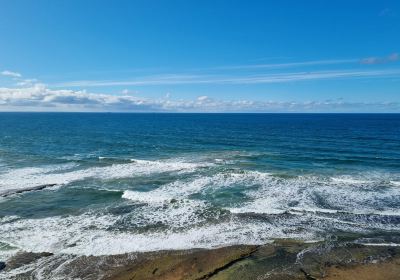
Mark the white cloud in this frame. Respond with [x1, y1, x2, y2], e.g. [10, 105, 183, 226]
[0, 83, 398, 113]
[0, 84, 162, 111]
[1, 55, 399, 113]
[1, 70, 22, 78]
[197, 95, 209, 101]
[121, 89, 139, 95]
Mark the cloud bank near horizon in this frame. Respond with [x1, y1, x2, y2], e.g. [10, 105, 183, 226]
[1, 53, 399, 113]
[0, 83, 398, 113]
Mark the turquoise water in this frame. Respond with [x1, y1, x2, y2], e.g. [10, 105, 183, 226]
[0, 113, 400, 259]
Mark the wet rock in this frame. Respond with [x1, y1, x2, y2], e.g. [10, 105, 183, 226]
[6, 251, 53, 270]
[0, 184, 58, 197]
[0, 261, 6, 271]
[296, 242, 400, 279]
[323, 257, 400, 280]
[209, 241, 308, 280]
[105, 245, 259, 280]
[3, 239, 400, 280]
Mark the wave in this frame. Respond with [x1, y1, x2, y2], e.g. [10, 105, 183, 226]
[0, 164, 77, 196]
[331, 177, 371, 185]
[390, 181, 400, 187]
[224, 172, 400, 216]
[122, 190, 171, 204]
[0, 212, 315, 256]
[356, 242, 400, 247]
[289, 207, 339, 214]
[122, 171, 272, 204]
[1, 162, 400, 258]
[0, 159, 212, 196]
[2, 205, 398, 258]
[119, 169, 400, 217]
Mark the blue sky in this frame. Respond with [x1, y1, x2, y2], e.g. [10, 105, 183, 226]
[0, 0, 399, 112]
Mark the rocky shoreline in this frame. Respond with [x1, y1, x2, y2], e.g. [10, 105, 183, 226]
[1, 238, 400, 279]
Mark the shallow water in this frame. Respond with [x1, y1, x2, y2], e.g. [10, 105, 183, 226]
[0, 113, 400, 260]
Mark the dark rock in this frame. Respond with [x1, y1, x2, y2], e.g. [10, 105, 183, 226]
[0, 261, 5, 271]
[0, 184, 58, 197]
[105, 245, 258, 280]
[6, 251, 54, 270]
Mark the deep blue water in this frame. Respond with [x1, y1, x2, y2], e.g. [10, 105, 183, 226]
[0, 113, 400, 258]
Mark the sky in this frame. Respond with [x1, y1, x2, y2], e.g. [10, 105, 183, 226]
[0, 0, 399, 112]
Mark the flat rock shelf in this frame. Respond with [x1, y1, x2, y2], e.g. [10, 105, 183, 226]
[1, 238, 400, 280]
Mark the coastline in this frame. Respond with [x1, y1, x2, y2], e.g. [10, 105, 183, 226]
[2, 238, 400, 279]
[1, 114, 400, 279]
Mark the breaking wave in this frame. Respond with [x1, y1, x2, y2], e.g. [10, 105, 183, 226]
[0, 158, 212, 196]
[0, 157, 399, 259]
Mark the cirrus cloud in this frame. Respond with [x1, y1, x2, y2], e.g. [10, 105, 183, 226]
[360, 53, 399, 65]
[55, 69, 400, 88]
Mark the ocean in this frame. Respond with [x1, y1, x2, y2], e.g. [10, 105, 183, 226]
[1, 113, 400, 266]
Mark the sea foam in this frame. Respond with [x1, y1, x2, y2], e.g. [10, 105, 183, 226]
[0, 158, 212, 196]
